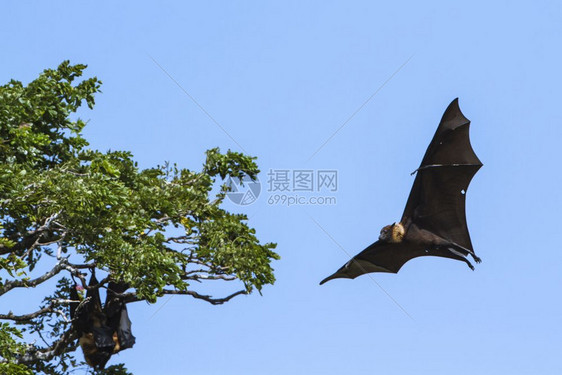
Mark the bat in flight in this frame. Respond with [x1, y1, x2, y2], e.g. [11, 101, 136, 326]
[70, 272, 136, 369]
[321, 98, 482, 284]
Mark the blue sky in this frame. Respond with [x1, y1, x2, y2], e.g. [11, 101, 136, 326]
[2, 1, 562, 374]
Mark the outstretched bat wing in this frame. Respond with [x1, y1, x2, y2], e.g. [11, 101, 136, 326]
[320, 241, 427, 284]
[401, 98, 482, 252]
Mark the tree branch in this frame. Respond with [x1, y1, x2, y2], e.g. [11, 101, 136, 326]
[16, 328, 79, 365]
[183, 274, 237, 281]
[0, 259, 94, 296]
[0, 261, 66, 297]
[0, 299, 75, 322]
[0, 211, 63, 256]
[125, 289, 247, 305]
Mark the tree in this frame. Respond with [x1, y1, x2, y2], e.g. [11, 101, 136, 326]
[0, 61, 279, 374]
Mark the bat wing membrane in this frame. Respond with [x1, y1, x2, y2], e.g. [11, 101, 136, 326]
[320, 241, 427, 284]
[401, 99, 482, 252]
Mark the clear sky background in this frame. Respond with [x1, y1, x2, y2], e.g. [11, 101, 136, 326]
[2, 1, 562, 374]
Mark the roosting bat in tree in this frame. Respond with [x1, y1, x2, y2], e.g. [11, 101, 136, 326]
[321, 98, 482, 284]
[70, 272, 136, 369]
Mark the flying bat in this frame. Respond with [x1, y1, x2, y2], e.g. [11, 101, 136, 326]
[321, 98, 482, 284]
[70, 272, 136, 369]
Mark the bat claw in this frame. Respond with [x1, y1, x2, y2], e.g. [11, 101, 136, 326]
[473, 255, 482, 264]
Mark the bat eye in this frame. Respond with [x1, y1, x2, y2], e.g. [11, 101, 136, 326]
[460, 189, 466, 195]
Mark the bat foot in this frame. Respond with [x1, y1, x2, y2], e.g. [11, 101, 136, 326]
[447, 247, 475, 270]
[473, 255, 482, 264]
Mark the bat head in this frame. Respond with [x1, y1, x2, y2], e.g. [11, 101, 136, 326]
[379, 222, 405, 243]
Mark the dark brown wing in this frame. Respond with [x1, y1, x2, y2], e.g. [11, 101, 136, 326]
[69, 285, 80, 323]
[401, 98, 482, 252]
[320, 241, 427, 284]
[104, 282, 136, 351]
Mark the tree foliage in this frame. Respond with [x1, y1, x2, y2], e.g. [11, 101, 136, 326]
[0, 62, 278, 374]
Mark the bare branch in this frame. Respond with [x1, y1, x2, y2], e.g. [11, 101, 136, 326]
[162, 289, 247, 305]
[0, 261, 67, 297]
[154, 215, 171, 224]
[183, 268, 208, 275]
[0, 211, 64, 256]
[125, 289, 247, 305]
[165, 235, 197, 245]
[183, 274, 237, 281]
[0, 299, 76, 322]
[0, 259, 95, 296]
[56, 242, 63, 260]
[16, 329, 79, 365]
[33, 211, 61, 234]
[61, 261, 99, 288]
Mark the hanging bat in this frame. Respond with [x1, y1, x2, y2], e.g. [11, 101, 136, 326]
[104, 281, 136, 353]
[70, 272, 136, 369]
[320, 98, 482, 284]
